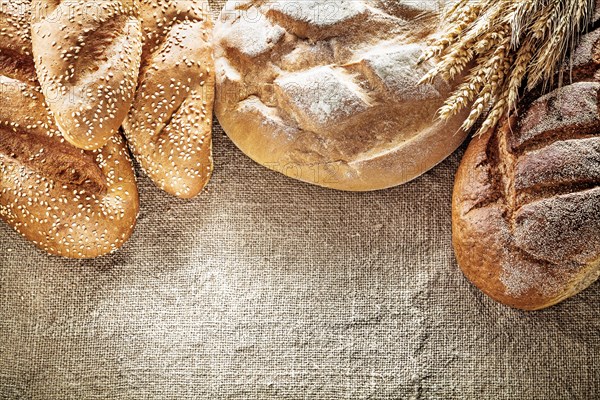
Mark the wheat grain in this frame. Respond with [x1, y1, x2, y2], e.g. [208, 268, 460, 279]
[421, 0, 596, 136]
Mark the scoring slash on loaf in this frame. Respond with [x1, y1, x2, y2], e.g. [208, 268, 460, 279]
[30, 0, 143, 151]
[452, 28, 600, 310]
[214, 0, 465, 191]
[0, 0, 139, 258]
[122, 0, 215, 199]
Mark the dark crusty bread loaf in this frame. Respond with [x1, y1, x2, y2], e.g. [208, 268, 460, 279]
[214, 0, 468, 191]
[30, 0, 142, 150]
[122, 0, 214, 199]
[452, 28, 600, 310]
[1, 0, 139, 258]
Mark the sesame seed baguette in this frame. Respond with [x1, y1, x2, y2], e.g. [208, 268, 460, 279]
[122, 0, 214, 199]
[30, 0, 143, 151]
[1, 0, 139, 259]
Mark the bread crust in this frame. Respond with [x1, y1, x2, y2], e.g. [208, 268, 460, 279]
[214, 0, 468, 191]
[453, 129, 600, 310]
[452, 29, 600, 309]
[30, 0, 142, 150]
[1, 0, 139, 258]
[122, 0, 214, 199]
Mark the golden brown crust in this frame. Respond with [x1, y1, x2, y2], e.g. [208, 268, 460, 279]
[214, 0, 469, 191]
[0, 0, 139, 258]
[122, 0, 214, 199]
[30, 0, 142, 150]
[453, 79, 600, 310]
[0, 134, 140, 258]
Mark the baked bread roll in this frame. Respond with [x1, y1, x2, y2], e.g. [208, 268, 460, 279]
[452, 29, 600, 310]
[122, 0, 214, 198]
[214, 0, 468, 191]
[1, 0, 139, 258]
[30, 0, 142, 150]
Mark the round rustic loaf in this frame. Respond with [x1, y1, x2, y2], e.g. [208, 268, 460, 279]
[122, 0, 215, 199]
[0, 0, 139, 258]
[453, 28, 600, 310]
[214, 0, 467, 191]
[30, 0, 142, 151]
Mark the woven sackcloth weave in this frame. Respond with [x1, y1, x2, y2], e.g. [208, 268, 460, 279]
[0, 1, 598, 399]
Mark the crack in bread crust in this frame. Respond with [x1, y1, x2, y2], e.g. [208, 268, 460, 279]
[214, 0, 468, 191]
[30, 0, 142, 150]
[122, 0, 214, 199]
[0, 0, 139, 258]
[0, 127, 107, 195]
[453, 27, 600, 310]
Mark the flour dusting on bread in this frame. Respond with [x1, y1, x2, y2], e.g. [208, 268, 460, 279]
[452, 27, 600, 310]
[214, 0, 469, 191]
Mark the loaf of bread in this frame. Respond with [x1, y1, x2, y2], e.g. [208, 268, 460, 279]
[1, 0, 139, 258]
[214, 0, 467, 191]
[122, 0, 214, 198]
[453, 29, 600, 310]
[30, 0, 142, 150]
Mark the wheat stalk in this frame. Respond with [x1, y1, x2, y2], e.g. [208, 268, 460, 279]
[420, 0, 596, 136]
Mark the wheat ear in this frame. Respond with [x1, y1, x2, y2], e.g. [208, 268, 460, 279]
[421, 0, 596, 136]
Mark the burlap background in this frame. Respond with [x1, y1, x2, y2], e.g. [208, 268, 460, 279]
[1, 1, 599, 399]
